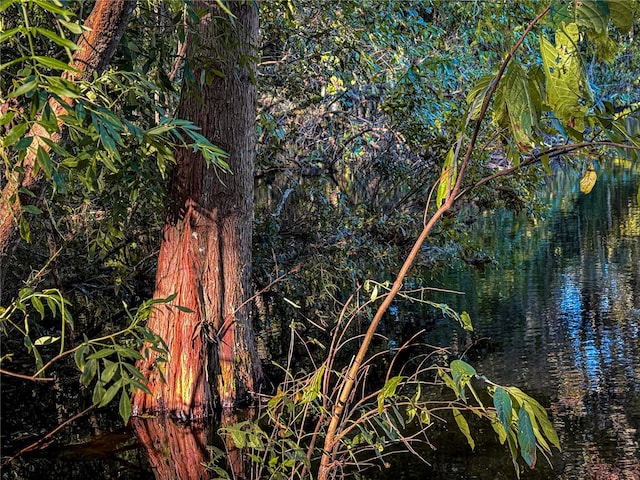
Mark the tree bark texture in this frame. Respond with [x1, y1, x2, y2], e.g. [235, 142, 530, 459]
[131, 1, 263, 419]
[0, 0, 136, 299]
[132, 417, 212, 480]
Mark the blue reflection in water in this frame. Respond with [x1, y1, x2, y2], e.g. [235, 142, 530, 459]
[558, 273, 604, 394]
[408, 166, 640, 480]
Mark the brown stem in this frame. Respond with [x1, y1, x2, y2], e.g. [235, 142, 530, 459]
[0, 368, 54, 381]
[1, 405, 95, 466]
[317, 7, 550, 479]
[456, 141, 640, 200]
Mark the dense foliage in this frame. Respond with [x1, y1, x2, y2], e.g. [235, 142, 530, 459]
[1, 0, 639, 478]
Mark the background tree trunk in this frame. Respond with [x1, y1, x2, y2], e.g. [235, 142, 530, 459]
[0, 0, 136, 299]
[131, 0, 263, 419]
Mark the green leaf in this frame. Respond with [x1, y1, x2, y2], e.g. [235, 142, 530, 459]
[122, 362, 147, 382]
[466, 73, 494, 120]
[46, 76, 81, 98]
[146, 124, 174, 136]
[214, 0, 235, 18]
[80, 358, 97, 386]
[34, 335, 60, 346]
[22, 204, 43, 215]
[15, 135, 34, 150]
[506, 386, 559, 451]
[32, 55, 79, 72]
[377, 375, 403, 414]
[406, 404, 417, 423]
[606, 0, 633, 32]
[35, 27, 78, 50]
[517, 406, 537, 468]
[0, 0, 16, 13]
[32, 0, 75, 17]
[0, 26, 20, 43]
[3, 122, 29, 148]
[450, 359, 476, 377]
[100, 361, 118, 383]
[116, 347, 143, 361]
[36, 145, 53, 178]
[503, 61, 537, 152]
[0, 110, 16, 126]
[436, 146, 457, 207]
[450, 359, 476, 402]
[460, 311, 473, 331]
[438, 368, 459, 398]
[575, 0, 610, 34]
[52, 170, 67, 194]
[507, 430, 521, 478]
[526, 405, 560, 450]
[7, 79, 38, 99]
[301, 362, 325, 404]
[18, 215, 31, 243]
[370, 284, 379, 301]
[74, 344, 88, 370]
[30, 295, 45, 318]
[229, 427, 247, 449]
[92, 381, 106, 405]
[453, 408, 475, 450]
[493, 387, 512, 433]
[98, 381, 121, 407]
[59, 19, 83, 35]
[119, 390, 132, 424]
[540, 154, 551, 174]
[419, 408, 431, 425]
[539, 24, 590, 133]
[126, 378, 151, 395]
[87, 348, 116, 360]
[489, 411, 508, 445]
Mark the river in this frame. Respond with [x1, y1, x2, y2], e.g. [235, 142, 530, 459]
[385, 164, 640, 479]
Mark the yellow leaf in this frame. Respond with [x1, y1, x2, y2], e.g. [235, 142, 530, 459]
[580, 165, 597, 194]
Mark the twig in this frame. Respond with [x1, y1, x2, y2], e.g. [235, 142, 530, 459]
[0, 368, 54, 381]
[1, 404, 96, 466]
[456, 141, 640, 200]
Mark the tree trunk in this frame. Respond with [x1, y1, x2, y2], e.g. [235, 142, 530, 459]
[131, 0, 263, 419]
[0, 0, 136, 299]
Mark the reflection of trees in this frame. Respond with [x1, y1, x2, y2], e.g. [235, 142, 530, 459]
[542, 169, 640, 479]
[423, 167, 639, 478]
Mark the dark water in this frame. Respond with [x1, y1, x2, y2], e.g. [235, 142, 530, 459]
[390, 165, 640, 479]
[2, 166, 638, 479]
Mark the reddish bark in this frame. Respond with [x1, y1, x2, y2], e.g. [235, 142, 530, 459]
[132, 417, 211, 480]
[132, 1, 263, 419]
[132, 411, 250, 480]
[0, 0, 135, 297]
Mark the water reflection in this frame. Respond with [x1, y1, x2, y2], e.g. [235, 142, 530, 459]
[407, 165, 640, 479]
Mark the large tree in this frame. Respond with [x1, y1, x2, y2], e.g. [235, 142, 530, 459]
[131, 0, 263, 419]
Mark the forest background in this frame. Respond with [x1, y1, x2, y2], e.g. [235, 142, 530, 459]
[1, 0, 639, 479]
